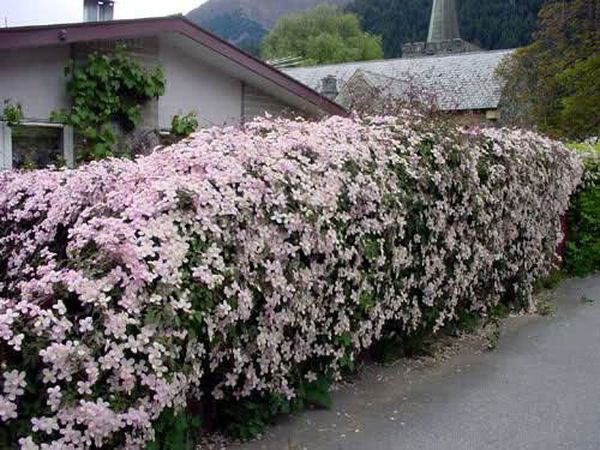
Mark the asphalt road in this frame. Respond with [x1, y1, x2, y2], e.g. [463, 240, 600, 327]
[230, 275, 600, 450]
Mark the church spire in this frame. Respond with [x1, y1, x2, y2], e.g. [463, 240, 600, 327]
[427, 0, 461, 43]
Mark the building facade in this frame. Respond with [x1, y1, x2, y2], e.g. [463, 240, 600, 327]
[0, 16, 345, 170]
[285, 0, 511, 121]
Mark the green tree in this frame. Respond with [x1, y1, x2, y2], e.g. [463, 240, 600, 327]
[261, 4, 384, 65]
[498, 0, 600, 140]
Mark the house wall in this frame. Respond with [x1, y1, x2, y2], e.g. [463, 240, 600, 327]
[451, 109, 499, 126]
[158, 38, 243, 129]
[0, 46, 71, 169]
[0, 34, 306, 169]
[0, 122, 7, 168]
[242, 84, 291, 120]
[0, 45, 70, 120]
[0, 37, 302, 132]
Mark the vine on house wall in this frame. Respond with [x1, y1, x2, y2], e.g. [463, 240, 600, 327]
[53, 45, 166, 162]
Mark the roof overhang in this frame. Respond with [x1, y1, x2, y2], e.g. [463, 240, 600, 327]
[0, 16, 348, 118]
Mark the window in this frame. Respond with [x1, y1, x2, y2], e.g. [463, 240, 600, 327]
[0, 122, 73, 170]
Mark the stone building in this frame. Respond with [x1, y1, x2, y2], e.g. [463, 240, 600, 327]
[285, 0, 512, 121]
[403, 0, 481, 58]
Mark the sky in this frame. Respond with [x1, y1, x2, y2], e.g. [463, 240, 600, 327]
[0, 0, 207, 27]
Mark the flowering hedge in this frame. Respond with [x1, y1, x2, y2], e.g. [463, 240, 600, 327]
[0, 114, 581, 449]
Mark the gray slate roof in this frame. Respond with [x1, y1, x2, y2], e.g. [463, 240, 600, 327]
[284, 49, 514, 111]
[352, 70, 413, 97]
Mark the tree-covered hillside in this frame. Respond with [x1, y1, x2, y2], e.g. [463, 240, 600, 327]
[187, 0, 348, 56]
[187, 0, 348, 28]
[198, 10, 268, 56]
[188, 0, 546, 59]
[346, 0, 546, 58]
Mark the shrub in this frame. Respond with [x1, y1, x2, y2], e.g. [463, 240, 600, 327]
[171, 113, 199, 138]
[0, 114, 582, 449]
[1, 100, 24, 127]
[565, 142, 600, 276]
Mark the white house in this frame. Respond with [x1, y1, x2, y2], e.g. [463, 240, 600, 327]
[0, 14, 346, 169]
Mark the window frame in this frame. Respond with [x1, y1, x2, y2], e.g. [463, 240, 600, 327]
[0, 120, 74, 170]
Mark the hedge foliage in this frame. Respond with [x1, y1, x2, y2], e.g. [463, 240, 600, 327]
[565, 142, 600, 276]
[0, 114, 582, 449]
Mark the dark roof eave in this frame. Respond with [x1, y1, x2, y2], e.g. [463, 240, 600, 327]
[0, 16, 348, 118]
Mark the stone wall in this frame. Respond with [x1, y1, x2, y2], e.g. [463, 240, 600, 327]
[402, 39, 480, 58]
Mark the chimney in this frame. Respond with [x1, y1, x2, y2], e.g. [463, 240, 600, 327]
[84, 0, 115, 22]
[321, 75, 338, 100]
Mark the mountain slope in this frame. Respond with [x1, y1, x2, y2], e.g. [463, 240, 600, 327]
[188, 0, 349, 29]
[197, 9, 268, 55]
[187, 0, 349, 55]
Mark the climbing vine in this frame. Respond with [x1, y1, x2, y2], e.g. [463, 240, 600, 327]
[53, 45, 165, 162]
